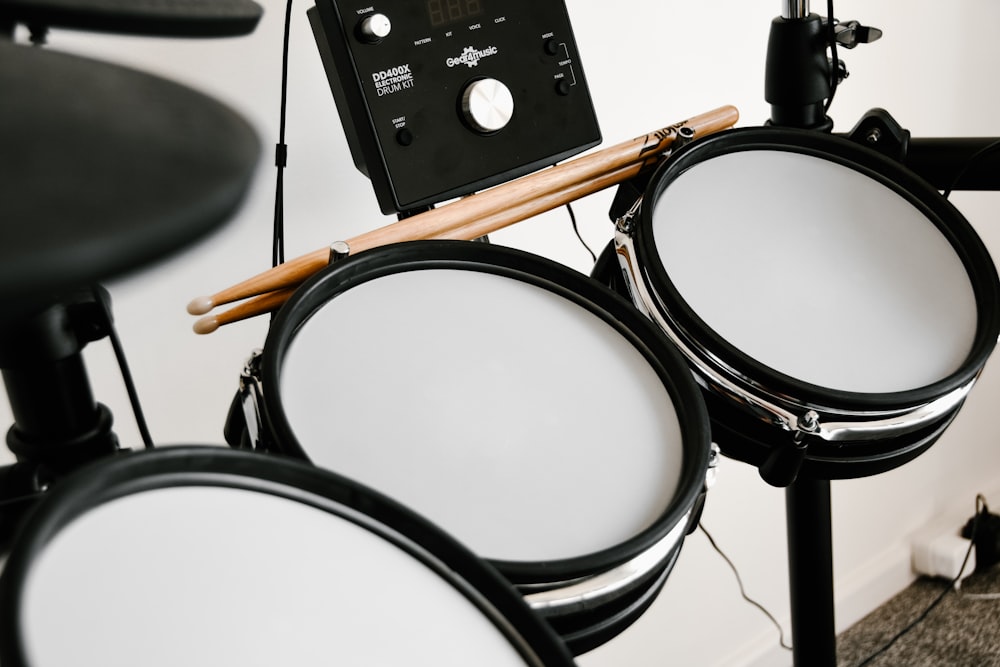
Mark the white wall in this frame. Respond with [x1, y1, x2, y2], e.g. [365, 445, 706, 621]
[3, 1, 1000, 665]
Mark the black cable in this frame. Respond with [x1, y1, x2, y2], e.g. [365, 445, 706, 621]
[0, 491, 45, 510]
[566, 202, 596, 264]
[957, 497, 1000, 599]
[273, 0, 294, 269]
[854, 494, 986, 667]
[943, 139, 1000, 199]
[93, 287, 155, 450]
[700, 522, 793, 651]
[824, 0, 839, 113]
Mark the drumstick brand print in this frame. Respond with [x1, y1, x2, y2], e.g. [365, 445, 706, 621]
[638, 127, 677, 167]
[638, 118, 698, 167]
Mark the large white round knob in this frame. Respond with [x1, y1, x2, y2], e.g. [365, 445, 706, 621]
[358, 13, 391, 42]
[461, 78, 514, 133]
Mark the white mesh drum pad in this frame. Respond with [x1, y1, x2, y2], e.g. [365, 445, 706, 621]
[651, 150, 978, 393]
[280, 269, 684, 562]
[19, 487, 532, 667]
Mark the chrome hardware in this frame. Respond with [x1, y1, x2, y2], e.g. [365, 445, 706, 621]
[705, 442, 721, 491]
[792, 409, 820, 444]
[329, 240, 351, 263]
[614, 197, 643, 236]
[798, 409, 820, 434]
[612, 231, 976, 443]
[523, 514, 687, 614]
[782, 0, 809, 20]
[238, 349, 266, 450]
[815, 383, 977, 440]
[672, 125, 696, 150]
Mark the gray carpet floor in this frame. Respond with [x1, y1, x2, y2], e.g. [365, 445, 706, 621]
[836, 565, 1000, 666]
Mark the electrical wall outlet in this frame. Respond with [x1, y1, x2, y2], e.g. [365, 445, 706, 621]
[912, 533, 976, 582]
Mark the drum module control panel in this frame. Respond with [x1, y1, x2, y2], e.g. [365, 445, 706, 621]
[309, 0, 601, 214]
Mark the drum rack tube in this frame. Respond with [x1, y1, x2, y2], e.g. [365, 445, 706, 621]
[786, 479, 836, 667]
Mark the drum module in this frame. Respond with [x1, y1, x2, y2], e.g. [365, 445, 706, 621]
[309, 0, 601, 214]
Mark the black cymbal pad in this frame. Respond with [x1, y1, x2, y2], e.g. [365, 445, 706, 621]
[0, 41, 261, 302]
[0, 0, 263, 38]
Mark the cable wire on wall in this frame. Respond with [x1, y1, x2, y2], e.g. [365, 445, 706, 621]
[700, 522, 793, 652]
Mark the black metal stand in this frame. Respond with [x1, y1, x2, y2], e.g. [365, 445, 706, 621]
[758, 5, 864, 659]
[786, 477, 837, 666]
[758, 1, 999, 664]
[0, 288, 121, 548]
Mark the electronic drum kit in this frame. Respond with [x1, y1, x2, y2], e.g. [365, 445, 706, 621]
[1, 2, 999, 667]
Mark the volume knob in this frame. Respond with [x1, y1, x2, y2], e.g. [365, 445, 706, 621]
[460, 78, 514, 134]
[358, 13, 391, 43]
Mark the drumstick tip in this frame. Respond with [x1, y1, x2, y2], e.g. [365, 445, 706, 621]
[192, 316, 219, 335]
[187, 296, 214, 315]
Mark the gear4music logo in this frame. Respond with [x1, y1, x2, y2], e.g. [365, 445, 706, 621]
[446, 45, 499, 68]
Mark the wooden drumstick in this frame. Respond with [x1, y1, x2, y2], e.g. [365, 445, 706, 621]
[186, 247, 329, 317]
[341, 105, 738, 256]
[187, 105, 739, 321]
[431, 162, 640, 242]
[191, 161, 644, 333]
[192, 286, 298, 334]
